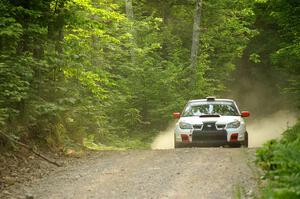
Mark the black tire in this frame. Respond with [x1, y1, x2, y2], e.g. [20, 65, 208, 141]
[242, 132, 248, 148]
[174, 134, 179, 148]
[229, 143, 242, 148]
[174, 134, 184, 148]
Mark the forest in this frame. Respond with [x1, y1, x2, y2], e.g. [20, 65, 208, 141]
[0, 0, 299, 197]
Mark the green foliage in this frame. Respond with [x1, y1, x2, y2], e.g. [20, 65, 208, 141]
[0, 0, 256, 150]
[256, 122, 300, 198]
[251, 5, 300, 197]
[252, 0, 300, 107]
[249, 53, 261, 63]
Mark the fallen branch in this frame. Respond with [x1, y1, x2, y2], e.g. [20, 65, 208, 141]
[0, 131, 62, 167]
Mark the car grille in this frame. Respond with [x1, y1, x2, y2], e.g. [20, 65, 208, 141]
[192, 130, 227, 142]
[192, 122, 227, 143]
[216, 124, 226, 129]
[193, 123, 226, 130]
[202, 122, 217, 131]
[193, 124, 203, 129]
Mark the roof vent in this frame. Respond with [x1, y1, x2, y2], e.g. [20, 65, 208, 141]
[206, 96, 216, 101]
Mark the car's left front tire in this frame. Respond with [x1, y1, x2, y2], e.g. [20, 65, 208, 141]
[174, 134, 179, 148]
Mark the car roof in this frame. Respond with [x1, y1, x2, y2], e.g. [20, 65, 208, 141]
[188, 99, 235, 103]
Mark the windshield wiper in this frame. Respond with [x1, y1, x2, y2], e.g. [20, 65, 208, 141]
[199, 114, 221, 118]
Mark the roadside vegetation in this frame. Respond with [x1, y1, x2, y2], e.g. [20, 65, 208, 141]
[252, 0, 300, 198]
[256, 122, 300, 198]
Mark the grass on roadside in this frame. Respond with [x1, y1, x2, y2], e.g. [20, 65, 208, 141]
[256, 121, 300, 199]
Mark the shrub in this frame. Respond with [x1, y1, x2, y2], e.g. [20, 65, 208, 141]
[256, 121, 300, 198]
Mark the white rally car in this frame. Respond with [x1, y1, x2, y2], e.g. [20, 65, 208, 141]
[173, 97, 249, 148]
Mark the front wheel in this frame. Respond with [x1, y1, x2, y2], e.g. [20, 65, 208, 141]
[242, 132, 248, 148]
[174, 134, 182, 148]
[174, 134, 178, 148]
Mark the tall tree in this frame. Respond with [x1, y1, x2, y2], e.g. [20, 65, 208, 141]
[125, 0, 136, 63]
[190, 0, 202, 71]
[125, 0, 134, 20]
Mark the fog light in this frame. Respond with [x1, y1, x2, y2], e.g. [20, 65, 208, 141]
[181, 134, 190, 143]
[230, 133, 238, 142]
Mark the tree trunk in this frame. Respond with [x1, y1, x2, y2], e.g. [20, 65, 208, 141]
[125, 0, 134, 20]
[190, 0, 202, 70]
[48, 0, 64, 53]
[125, 0, 135, 63]
[55, 1, 65, 53]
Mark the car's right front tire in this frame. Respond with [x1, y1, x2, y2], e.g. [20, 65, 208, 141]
[242, 132, 248, 148]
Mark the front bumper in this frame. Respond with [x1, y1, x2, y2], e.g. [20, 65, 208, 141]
[174, 125, 246, 147]
[175, 140, 244, 147]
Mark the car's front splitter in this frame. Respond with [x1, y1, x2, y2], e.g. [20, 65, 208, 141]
[175, 140, 243, 148]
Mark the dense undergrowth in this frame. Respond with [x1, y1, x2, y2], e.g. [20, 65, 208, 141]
[256, 121, 300, 198]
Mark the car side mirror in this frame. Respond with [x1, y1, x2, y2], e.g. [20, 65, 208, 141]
[241, 111, 250, 117]
[173, 112, 181, 119]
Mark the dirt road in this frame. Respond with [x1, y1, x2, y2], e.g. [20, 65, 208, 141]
[1, 148, 259, 199]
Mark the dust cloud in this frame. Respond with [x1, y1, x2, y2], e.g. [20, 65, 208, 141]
[248, 110, 297, 147]
[151, 111, 297, 149]
[151, 123, 175, 149]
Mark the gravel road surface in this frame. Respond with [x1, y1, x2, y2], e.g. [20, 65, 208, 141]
[1, 148, 259, 199]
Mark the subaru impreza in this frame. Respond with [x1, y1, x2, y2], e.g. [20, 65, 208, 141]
[173, 97, 249, 148]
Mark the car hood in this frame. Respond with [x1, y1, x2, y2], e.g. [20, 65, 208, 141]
[179, 116, 242, 125]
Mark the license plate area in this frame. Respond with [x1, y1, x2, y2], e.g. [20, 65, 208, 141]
[192, 130, 227, 142]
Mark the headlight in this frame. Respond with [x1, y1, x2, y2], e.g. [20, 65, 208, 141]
[227, 120, 240, 129]
[179, 121, 193, 129]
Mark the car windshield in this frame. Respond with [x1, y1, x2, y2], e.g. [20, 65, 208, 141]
[182, 101, 239, 116]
